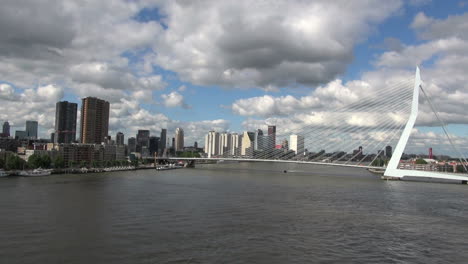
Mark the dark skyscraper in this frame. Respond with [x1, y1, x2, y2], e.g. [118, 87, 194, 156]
[26, 120, 38, 139]
[55, 101, 78, 143]
[80, 97, 110, 144]
[128, 137, 136, 153]
[268, 125, 276, 149]
[136, 130, 150, 153]
[2, 121, 10, 137]
[175, 127, 184, 151]
[149, 136, 160, 156]
[116, 132, 124, 145]
[159, 129, 167, 155]
[385, 145, 392, 158]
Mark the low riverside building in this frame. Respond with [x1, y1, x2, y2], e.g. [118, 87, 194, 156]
[53, 143, 127, 167]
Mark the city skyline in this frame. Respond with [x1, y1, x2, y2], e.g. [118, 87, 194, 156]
[0, 1, 468, 156]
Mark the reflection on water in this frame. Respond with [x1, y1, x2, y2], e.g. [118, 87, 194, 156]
[1, 162, 468, 263]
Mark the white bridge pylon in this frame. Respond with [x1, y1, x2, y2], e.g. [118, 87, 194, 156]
[384, 67, 468, 182]
[162, 67, 468, 182]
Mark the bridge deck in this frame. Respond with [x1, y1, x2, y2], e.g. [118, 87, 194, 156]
[157, 157, 468, 182]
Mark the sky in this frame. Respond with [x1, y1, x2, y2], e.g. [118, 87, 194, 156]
[1, 0, 468, 156]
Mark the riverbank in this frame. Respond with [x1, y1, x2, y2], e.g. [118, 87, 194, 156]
[2, 165, 157, 177]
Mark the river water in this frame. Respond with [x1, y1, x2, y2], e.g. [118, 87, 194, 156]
[1, 162, 468, 263]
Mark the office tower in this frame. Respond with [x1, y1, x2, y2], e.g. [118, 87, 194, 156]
[116, 132, 124, 145]
[255, 129, 266, 151]
[290, 135, 304, 155]
[230, 133, 241, 156]
[26, 120, 38, 139]
[128, 137, 136, 153]
[15, 130, 27, 140]
[281, 139, 289, 150]
[241, 131, 255, 156]
[268, 125, 276, 149]
[50, 133, 55, 143]
[2, 121, 10, 137]
[159, 129, 167, 155]
[136, 130, 150, 153]
[219, 132, 231, 155]
[104, 135, 113, 145]
[149, 136, 160, 156]
[385, 145, 392, 158]
[171, 137, 175, 149]
[204, 131, 220, 158]
[175, 128, 184, 151]
[194, 141, 198, 148]
[80, 97, 110, 144]
[55, 101, 78, 143]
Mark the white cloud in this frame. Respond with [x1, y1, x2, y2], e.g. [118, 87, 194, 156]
[231, 79, 375, 117]
[0, 83, 17, 100]
[0, 0, 165, 96]
[161, 91, 190, 109]
[0, 84, 65, 137]
[149, 0, 403, 89]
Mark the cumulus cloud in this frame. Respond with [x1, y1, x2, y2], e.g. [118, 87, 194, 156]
[161, 91, 190, 109]
[0, 0, 165, 94]
[373, 12, 468, 129]
[149, 0, 403, 89]
[232, 79, 381, 117]
[0, 83, 17, 100]
[0, 84, 65, 136]
[231, 11, 468, 156]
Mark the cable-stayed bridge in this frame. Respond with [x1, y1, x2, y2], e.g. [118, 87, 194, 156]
[159, 68, 468, 183]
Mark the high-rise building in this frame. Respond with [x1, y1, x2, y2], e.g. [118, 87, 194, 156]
[219, 132, 231, 155]
[80, 97, 110, 144]
[268, 125, 276, 149]
[175, 128, 184, 151]
[128, 137, 136, 153]
[241, 131, 255, 156]
[149, 136, 160, 156]
[230, 133, 241, 156]
[204, 131, 220, 158]
[2, 121, 10, 137]
[385, 145, 392, 158]
[55, 101, 77, 143]
[290, 135, 304, 155]
[254, 129, 266, 151]
[26, 120, 38, 139]
[15, 130, 27, 140]
[194, 141, 198, 148]
[116, 132, 125, 145]
[281, 139, 289, 150]
[159, 129, 167, 155]
[136, 130, 150, 153]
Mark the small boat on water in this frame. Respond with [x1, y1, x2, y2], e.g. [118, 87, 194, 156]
[156, 164, 183, 171]
[0, 169, 8, 177]
[19, 168, 52, 177]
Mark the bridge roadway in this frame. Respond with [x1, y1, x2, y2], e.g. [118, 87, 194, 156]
[155, 157, 468, 183]
[156, 157, 383, 169]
